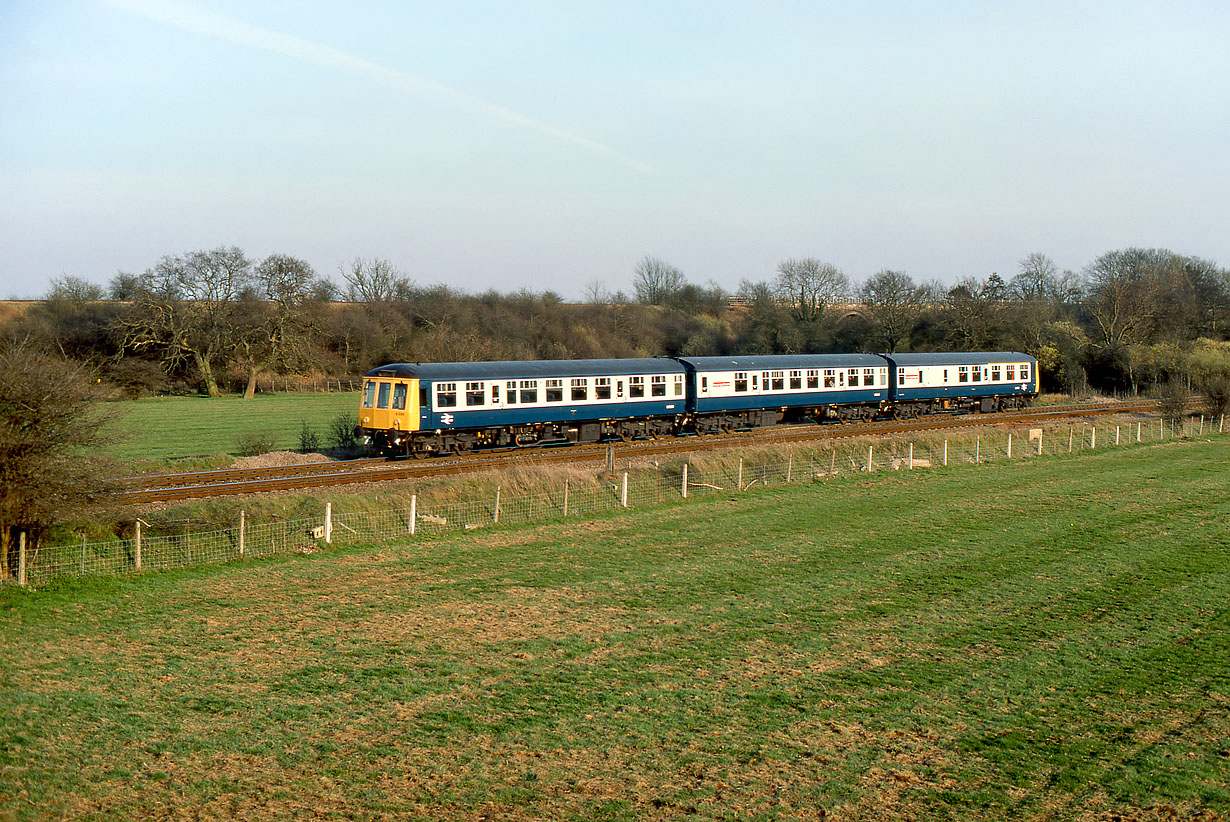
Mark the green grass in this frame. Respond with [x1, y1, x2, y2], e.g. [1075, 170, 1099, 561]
[3, 440, 1229, 819]
[103, 392, 358, 461]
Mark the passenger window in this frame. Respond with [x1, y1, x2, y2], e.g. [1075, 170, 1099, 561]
[959, 367, 969, 383]
[629, 377, 645, 398]
[823, 370, 835, 388]
[519, 380, 537, 404]
[807, 370, 818, 389]
[362, 380, 377, 408]
[734, 372, 748, 392]
[1020, 365, 1030, 381]
[864, 368, 875, 386]
[571, 378, 588, 401]
[674, 376, 684, 396]
[770, 371, 784, 391]
[1006, 365, 1015, 381]
[595, 378, 611, 400]
[651, 376, 667, 397]
[506, 380, 517, 404]
[465, 382, 485, 407]
[377, 382, 391, 409]
[392, 383, 407, 410]
[847, 369, 859, 387]
[991, 366, 1001, 381]
[546, 379, 564, 403]
[972, 368, 982, 382]
[435, 382, 457, 408]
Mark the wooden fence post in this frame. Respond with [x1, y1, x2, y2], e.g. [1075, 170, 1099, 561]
[975, 435, 980, 464]
[682, 464, 689, 499]
[787, 456, 793, 483]
[738, 458, 743, 490]
[409, 495, 417, 535]
[1069, 428, 1074, 452]
[1091, 428, 1096, 449]
[563, 479, 570, 517]
[829, 449, 836, 477]
[943, 440, 948, 467]
[908, 443, 914, 469]
[868, 445, 874, 472]
[135, 520, 142, 571]
[621, 472, 629, 507]
[239, 511, 245, 557]
[494, 487, 501, 524]
[1006, 434, 1012, 459]
[1116, 426, 1120, 445]
[325, 502, 333, 544]
[1137, 421, 1142, 442]
[17, 532, 26, 587]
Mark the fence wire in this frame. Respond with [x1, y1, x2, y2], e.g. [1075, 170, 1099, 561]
[5, 414, 1223, 586]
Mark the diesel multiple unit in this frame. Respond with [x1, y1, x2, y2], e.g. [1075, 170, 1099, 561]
[357, 351, 1037, 457]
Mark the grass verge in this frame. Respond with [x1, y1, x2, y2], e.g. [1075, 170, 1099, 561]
[2, 439, 1228, 820]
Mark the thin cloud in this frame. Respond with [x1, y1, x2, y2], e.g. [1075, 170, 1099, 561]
[103, 0, 651, 172]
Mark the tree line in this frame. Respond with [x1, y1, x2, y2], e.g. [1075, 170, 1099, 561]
[3, 246, 1229, 400]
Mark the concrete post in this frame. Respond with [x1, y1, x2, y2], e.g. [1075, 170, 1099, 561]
[682, 464, 689, 499]
[410, 495, 417, 535]
[135, 520, 142, 571]
[325, 502, 333, 544]
[621, 472, 629, 508]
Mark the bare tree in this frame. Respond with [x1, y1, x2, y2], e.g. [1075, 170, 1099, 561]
[340, 257, 413, 303]
[47, 275, 104, 302]
[632, 256, 686, 305]
[120, 246, 253, 397]
[1010, 253, 1060, 302]
[0, 344, 119, 578]
[774, 258, 849, 322]
[858, 269, 925, 352]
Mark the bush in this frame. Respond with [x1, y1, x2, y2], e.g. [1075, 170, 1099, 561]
[327, 412, 357, 451]
[1153, 380, 1188, 426]
[1199, 374, 1230, 420]
[298, 420, 321, 453]
[236, 430, 277, 457]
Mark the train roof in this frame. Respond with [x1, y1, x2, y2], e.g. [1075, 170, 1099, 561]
[882, 351, 1035, 366]
[365, 358, 687, 381]
[679, 354, 886, 371]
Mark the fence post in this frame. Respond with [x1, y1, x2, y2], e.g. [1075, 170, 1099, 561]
[621, 472, 629, 508]
[682, 464, 689, 499]
[908, 442, 914, 470]
[239, 511, 245, 557]
[943, 440, 948, 467]
[1037, 430, 1044, 456]
[563, 479, 570, 517]
[868, 445, 874, 472]
[494, 487, 501, 524]
[1116, 426, 1120, 445]
[1137, 421, 1142, 442]
[787, 456, 793, 483]
[1006, 434, 1012, 459]
[325, 502, 333, 544]
[1221, 415, 1225, 434]
[135, 520, 142, 571]
[1069, 428, 1074, 452]
[829, 449, 836, 476]
[975, 435, 980, 464]
[17, 532, 26, 587]
[409, 495, 417, 535]
[738, 458, 743, 490]
[1091, 428, 1096, 449]
[1200, 415, 1205, 435]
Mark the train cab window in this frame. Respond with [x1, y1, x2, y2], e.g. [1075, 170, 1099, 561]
[734, 372, 748, 392]
[959, 367, 969, 383]
[991, 366, 1001, 381]
[651, 376, 667, 397]
[1006, 365, 1015, 381]
[972, 367, 982, 382]
[362, 380, 377, 408]
[823, 369, 835, 388]
[629, 377, 645, 398]
[465, 382, 485, 407]
[1019, 364, 1030, 381]
[595, 378, 611, 400]
[571, 378, 588, 401]
[864, 368, 876, 386]
[770, 371, 784, 391]
[435, 383, 457, 408]
[807, 369, 819, 389]
[546, 379, 564, 403]
[377, 382, 391, 409]
[847, 369, 860, 387]
[392, 383, 408, 410]
[519, 380, 537, 404]
[506, 380, 518, 404]
[674, 376, 684, 396]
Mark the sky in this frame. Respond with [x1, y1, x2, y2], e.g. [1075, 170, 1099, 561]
[3, 0, 1229, 300]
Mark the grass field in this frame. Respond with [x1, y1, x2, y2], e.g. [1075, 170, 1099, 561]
[2, 440, 1228, 820]
[103, 392, 358, 462]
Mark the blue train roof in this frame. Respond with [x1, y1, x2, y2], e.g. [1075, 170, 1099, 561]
[679, 354, 886, 371]
[365, 358, 687, 381]
[882, 351, 1035, 366]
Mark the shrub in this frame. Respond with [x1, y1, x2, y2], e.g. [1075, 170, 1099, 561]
[327, 412, 357, 451]
[299, 420, 321, 453]
[236, 430, 277, 457]
[1153, 380, 1188, 426]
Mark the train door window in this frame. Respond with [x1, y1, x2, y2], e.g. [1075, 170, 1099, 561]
[701, 376, 708, 392]
[491, 384, 499, 404]
[571, 378, 588, 401]
[650, 376, 667, 397]
[674, 375, 684, 396]
[807, 369, 819, 389]
[465, 382, 485, 406]
[734, 372, 748, 392]
[506, 380, 518, 404]
[752, 374, 759, 391]
[362, 380, 377, 408]
[617, 380, 624, 398]
[769, 371, 784, 391]
[991, 365, 1001, 381]
[1006, 365, 1015, 381]
[971, 367, 982, 382]
[847, 369, 860, 387]
[838, 371, 845, 387]
[595, 378, 611, 400]
[823, 369, 836, 388]
[959, 367, 969, 383]
[1019, 364, 1030, 381]
[629, 377, 645, 398]
[392, 383, 408, 410]
[377, 382, 392, 409]
[420, 386, 429, 409]
[546, 379, 564, 402]
[435, 383, 457, 408]
[864, 368, 876, 386]
[944, 369, 949, 383]
[519, 380, 537, 404]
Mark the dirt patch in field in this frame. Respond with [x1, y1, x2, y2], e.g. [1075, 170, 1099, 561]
[232, 450, 332, 468]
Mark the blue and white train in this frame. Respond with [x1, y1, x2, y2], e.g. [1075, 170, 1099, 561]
[357, 351, 1037, 456]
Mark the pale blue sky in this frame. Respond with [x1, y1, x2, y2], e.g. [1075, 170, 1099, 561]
[3, 0, 1228, 298]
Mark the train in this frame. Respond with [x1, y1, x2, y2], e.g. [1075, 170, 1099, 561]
[356, 351, 1038, 457]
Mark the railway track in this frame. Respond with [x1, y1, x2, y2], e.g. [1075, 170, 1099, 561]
[121, 399, 1171, 503]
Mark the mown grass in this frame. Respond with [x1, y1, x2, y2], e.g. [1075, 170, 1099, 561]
[2, 439, 1228, 820]
[104, 392, 357, 461]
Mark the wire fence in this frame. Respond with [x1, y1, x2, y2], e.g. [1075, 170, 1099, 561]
[5, 413, 1225, 587]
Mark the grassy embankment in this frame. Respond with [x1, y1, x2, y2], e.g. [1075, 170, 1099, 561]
[2, 437, 1228, 820]
[104, 392, 357, 463]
